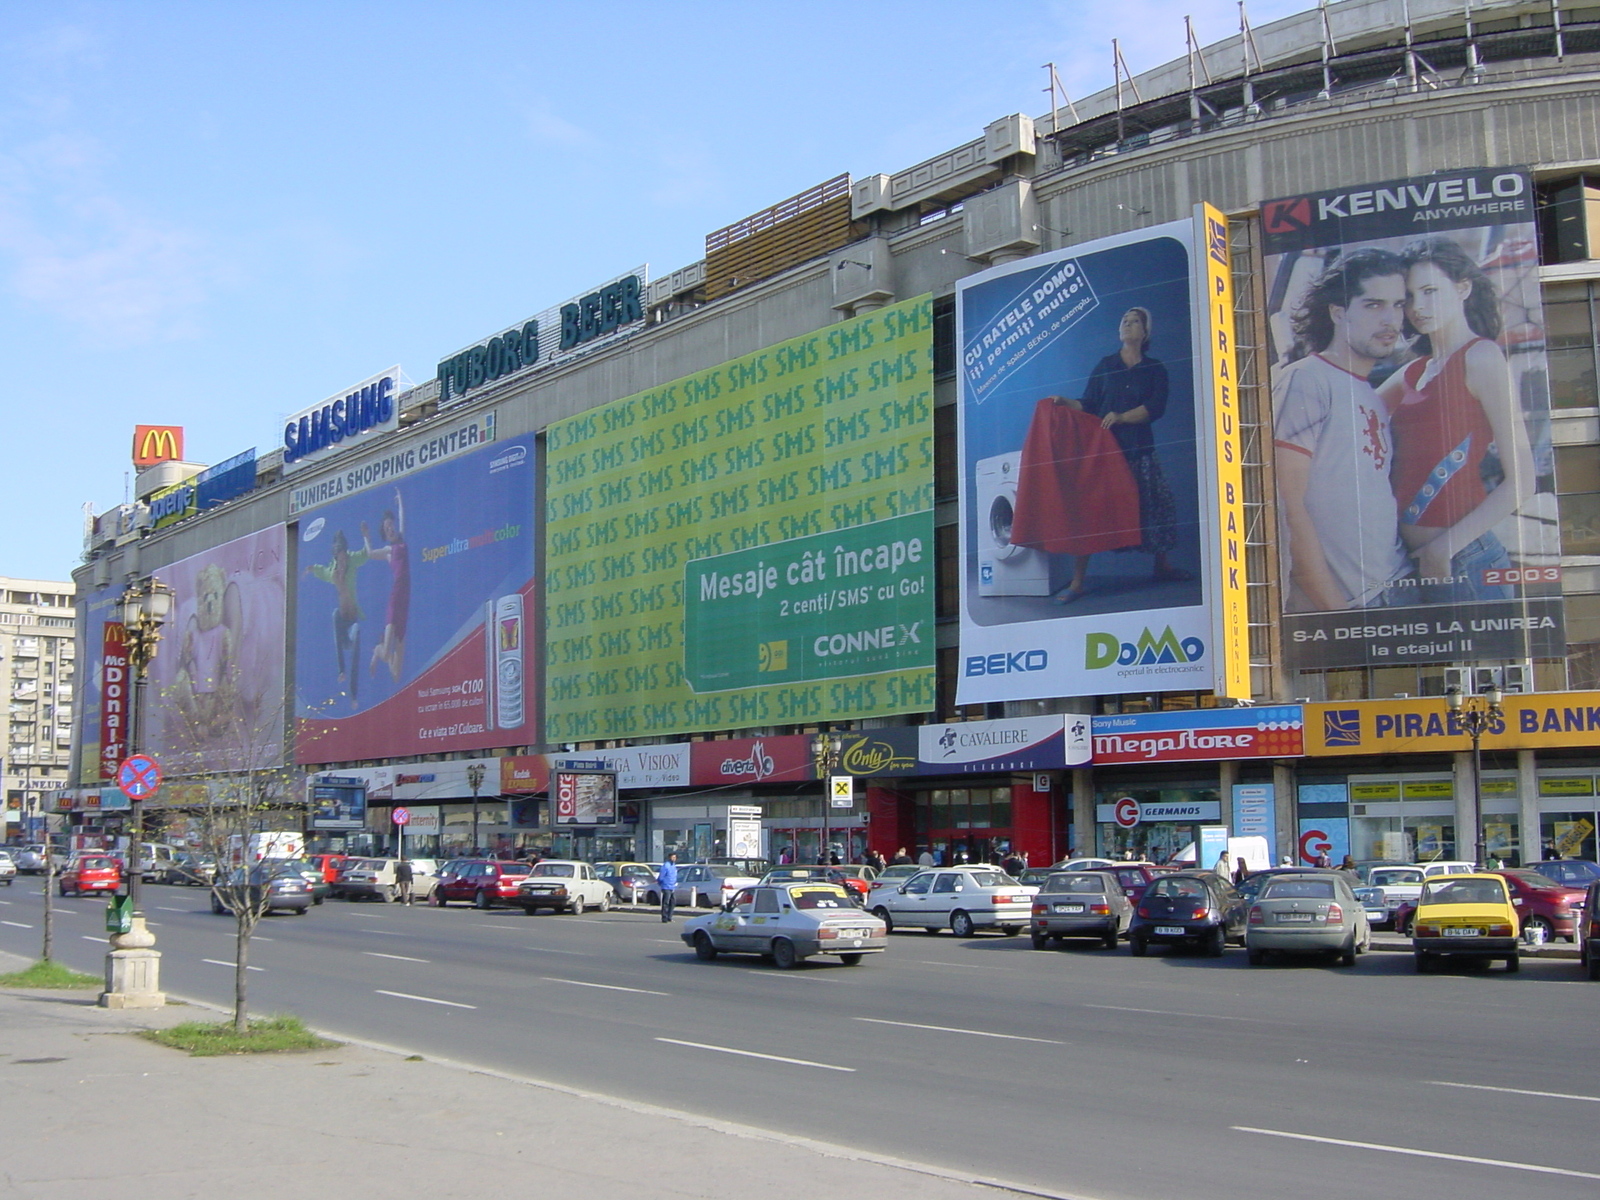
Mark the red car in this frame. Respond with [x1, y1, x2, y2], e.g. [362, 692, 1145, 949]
[1105, 863, 1177, 905]
[429, 859, 531, 909]
[304, 853, 349, 885]
[1394, 869, 1586, 940]
[59, 854, 123, 896]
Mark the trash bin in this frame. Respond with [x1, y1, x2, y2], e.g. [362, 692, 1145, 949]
[105, 895, 133, 935]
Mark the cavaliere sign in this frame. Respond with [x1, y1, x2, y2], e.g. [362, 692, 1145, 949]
[1091, 706, 1304, 764]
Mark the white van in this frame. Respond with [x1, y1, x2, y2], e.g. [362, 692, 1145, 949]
[1170, 835, 1272, 875]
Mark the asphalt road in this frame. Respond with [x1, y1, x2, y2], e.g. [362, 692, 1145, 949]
[2, 880, 1596, 1200]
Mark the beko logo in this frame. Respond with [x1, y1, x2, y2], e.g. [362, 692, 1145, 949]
[964, 650, 1048, 676]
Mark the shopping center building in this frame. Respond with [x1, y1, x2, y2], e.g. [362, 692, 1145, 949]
[65, 0, 1600, 870]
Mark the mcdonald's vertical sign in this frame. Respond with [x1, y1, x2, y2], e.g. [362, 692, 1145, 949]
[99, 622, 129, 781]
[132, 425, 184, 467]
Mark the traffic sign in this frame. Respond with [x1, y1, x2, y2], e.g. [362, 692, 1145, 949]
[829, 775, 853, 809]
[393, 807, 411, 826]
[117, 755, 163, 800]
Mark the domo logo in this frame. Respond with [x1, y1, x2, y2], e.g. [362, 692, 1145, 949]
[1086, 627, 1204, 669]
[301, 517, 326, 543]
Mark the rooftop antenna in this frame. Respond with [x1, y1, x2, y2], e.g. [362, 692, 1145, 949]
[1239, 2, 1264, 114]
[1042, 62, 1079, 136]
[1554, 0, 1566, 61]
[1464, 0, 1483, 79]
[1186, 15, 1219, 132]
[1318, 0, 1337, 99]
[1112, 38, 1143, 144]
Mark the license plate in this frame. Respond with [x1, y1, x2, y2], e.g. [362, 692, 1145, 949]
[1055, 903, 1085, 913]
[1155, 925, 1185, 936]
[1444, 927, 1481, 937]
[1279, 912, 1315, 923]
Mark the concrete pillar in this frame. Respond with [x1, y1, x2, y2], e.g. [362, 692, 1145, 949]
[1518, 749, 1540, 866]
[1072, 767, 1095, 857]
[1453, 751, 1477, 863]
[1273, 760, 1296, 865]
[1219, 759, 1239, 828]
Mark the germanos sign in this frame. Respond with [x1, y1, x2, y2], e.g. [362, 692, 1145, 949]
[1306, 694, 1600, 755]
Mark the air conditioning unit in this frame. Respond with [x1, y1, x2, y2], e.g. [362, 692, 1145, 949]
[1447, 662, 1535, 695]
[1443, 666, 1468, 695]
[1500, 661, 1534, 693]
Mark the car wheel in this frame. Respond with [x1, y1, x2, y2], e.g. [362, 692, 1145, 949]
[950, 910, 975, 938]
[293, 906, 308, 915]
[1206, 926, 1226, 957]
[1102, 929, 1119, 951]
[211, 897, 225, 915]
[646, 890, 659, 905]
[1414, 949, 1431, 973]
[1031, 932, 1049, 950]
[693, 931, 718, 961]
[1586, 948, 1600, 981]
[313, 895, 323, 906]
[429, 891, 446, 907]
[871, 906, 893, 934]
[1525, 916, 1553, 943]
[839, 953, 863, 966]
[473, 889, 491, 910]
[521, 905, 537, 916]
[999, 925, 1021, 937]
[570, 895, 586, 916]
[1247, 948, 1266, 966]
[382, 886, 396, 903]
[1130, 937, 1148, 957]
[1339, 936, 1358, 968]
[58, 883, 69, 896]
[771, 938, 799, 969]
[1395, 913, 1412, 937]
[1505, 953, 1521, 973]
[596, 893, 611, 912]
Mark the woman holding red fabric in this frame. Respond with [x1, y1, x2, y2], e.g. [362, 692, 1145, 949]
[1378, 238, 1534, 602]
[1053, 307, 1187, 603]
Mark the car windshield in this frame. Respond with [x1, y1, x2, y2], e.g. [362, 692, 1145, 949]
[1262, 879, 1337, 900]
[77, 857, 114, 870]
[1148, 877, 1207, 899]
[1370, 869, 1423, 886]
[877, 865, 920, 879]
[1422, 879, 1508, 905]
[966, 871, 1011, 887]
[705, 866, 744, 879]
[1045, 873, 1106, 894]
[790, 886, 852, 909]
[532, 863, 575, 877]
[1506, 871, 1566, 891]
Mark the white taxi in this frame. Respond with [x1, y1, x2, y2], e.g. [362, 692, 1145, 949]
[680, 882, 887, 969]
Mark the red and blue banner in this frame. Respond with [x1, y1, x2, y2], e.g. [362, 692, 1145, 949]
[1091, 706, 1304, 764]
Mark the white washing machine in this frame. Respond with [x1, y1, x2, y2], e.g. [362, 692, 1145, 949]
[975, 451, 1060, 596]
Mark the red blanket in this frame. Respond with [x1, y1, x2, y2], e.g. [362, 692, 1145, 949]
[1010, 398, 1142, 555]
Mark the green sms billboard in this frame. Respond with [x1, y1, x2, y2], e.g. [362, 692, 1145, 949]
[545, 295, 936, 740]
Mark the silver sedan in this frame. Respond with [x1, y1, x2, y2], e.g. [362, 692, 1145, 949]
[1245, 872, 1370, 966]
[680, 882, 888, 969]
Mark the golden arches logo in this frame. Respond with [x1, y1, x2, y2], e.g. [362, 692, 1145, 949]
[132, 425, 184, 466]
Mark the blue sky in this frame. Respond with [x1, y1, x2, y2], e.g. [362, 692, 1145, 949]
[1, 0, 1307, 583]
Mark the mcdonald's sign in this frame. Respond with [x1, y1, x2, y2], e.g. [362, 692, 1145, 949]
[132, 425, 184, 467]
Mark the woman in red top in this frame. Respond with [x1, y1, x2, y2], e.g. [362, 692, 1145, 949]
[1378, 237, 1535, 602]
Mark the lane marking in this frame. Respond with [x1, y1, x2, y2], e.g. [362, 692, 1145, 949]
[364, 951, 430, 963]
[911, 959, 1014, 971]
[524, 946, 593, 956]
[1233, 1126, 1600, 1182]
[1430, 1080, 1600, 1104]
[655, 1037, 853, 1072]
[1, 920, 33, 929]
[156, 907, 188, 913]
[359, 929, 406, 936]
[375, 989, 475, 1009]
[202, 959, 264, 972]
[82, 935, 102, 941]
[479, 924, 524, 930]
[855, 1017, 1065, 1045]
[1084, 1004, 1261, 1023]
[652, 938, 681, 944]
[542, 977, 668, 996]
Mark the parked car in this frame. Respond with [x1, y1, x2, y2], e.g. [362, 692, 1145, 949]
[1245, 872, 1369, 966]
[680, 882, 887, 968]
[596, 861, 657, 903]
[1239, 866, 1348, 905]
[335, 857, 438, 903]
[1128, 871, 1246, 957]
[760, 866, 870, 901]
[135, 842, 179, 884]
[1053, 857, 1119, 871]
[162, 852, 217, 887]
[516, 860, 614, 913]
[58, 854, 122, 896]
[304, 853, 350, 886]
[673, 864, 761, 909]
[428, 858, 531, 909]
[704, 857, 772, 879]
[210, 864, 314, 916]
[1030, 871, 1131, 949]
[1350, 858, 1411, 884]
[16, 844, 65, 874]
[1411, 873, 1520, 972]
[1580, 878, 1600, 981]
[1528, 860, 1600, 888]
[1489, 869, 1586, 942]
[0, 850, 16, 885]
[1104, 862, 1177, 905]
[867, 866, 1036, 937]
[1350, 866, 1429, 929]
[867, 864, 922, 892]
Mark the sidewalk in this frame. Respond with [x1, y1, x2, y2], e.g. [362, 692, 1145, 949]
[0, 949, 1066, 1200]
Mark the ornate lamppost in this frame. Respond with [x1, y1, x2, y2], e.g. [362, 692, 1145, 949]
[1448, 683, 1503, 868]
[102, 575, 173, 1009]
[466, 761, 486, 855]
[811, 732, 844, 865]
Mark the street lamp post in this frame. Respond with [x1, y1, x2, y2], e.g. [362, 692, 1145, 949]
[466, 762, 486, 855]
[1448, 683, 1503, 869]
[812, 733, 843, 865]
[102, 576, 173, 1009]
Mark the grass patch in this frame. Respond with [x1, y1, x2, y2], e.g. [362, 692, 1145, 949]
[0, 959, 101, 989]
[141, 1015, 338, 1056]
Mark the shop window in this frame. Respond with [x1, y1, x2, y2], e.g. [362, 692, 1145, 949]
[1370, 666, 1421, 699]
[934, 404, 958, 499]
[1540, 811, 1598, 861]
[932, 295, 956, 378]
[936, 523, 959, 619]
[1537, 176, 1600, 265]
[1566, 594, 1600, 691]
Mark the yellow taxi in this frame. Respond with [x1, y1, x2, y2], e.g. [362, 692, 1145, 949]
[1411, 872, 1521, 973]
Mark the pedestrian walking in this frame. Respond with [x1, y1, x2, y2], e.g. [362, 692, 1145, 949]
[657, 852, 679, 923]
[394, 857, 414, 905]
[1214, 850, 1231, 879]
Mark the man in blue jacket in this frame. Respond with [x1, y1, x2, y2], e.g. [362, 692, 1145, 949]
[657, 852, 679, 923]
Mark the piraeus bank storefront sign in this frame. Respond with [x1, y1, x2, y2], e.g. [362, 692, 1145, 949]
[1306, 694, 1600, 755]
